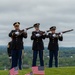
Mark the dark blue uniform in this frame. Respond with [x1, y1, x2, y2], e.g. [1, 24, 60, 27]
[9, 30, 27, 70]
[31, 30, 45, 66]
[7, 41, 12, 57]
[46, 33, 63, 67]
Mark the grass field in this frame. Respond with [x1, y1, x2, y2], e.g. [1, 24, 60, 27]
[0, 67, 75, 75]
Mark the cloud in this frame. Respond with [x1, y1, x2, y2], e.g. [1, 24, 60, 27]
[0, 0, 75, 47]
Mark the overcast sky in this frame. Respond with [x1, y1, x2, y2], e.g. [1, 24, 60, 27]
[0, 0, 75, 47]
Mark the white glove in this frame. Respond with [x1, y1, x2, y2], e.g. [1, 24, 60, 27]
[44, 31, 48, 35]
[59, 32, 63, 37]
[24, 28, 27, 33]
[36, 33, 41, 37]
[9, 56, 12, 59]
[52, 34, 56, 37]
[15, 31, 19, 35]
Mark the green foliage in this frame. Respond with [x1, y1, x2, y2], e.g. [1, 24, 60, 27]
[0, 46, 75, 70]
[45, 67, 75, 75]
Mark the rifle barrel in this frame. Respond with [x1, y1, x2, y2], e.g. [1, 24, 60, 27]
[26, 26, 34, 30]
[47, 30, 50, 32]
[62, 29, 74, 34]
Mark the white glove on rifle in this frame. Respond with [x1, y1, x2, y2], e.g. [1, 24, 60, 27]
[43, 31, 48, 35]
[52, 34, 56, 37]
[36, 33, 41, 37]
[53, 34, 56, 37]
[24, 28, 27, 33]
[15, 31, 19, 35]
[59, 32, 63, 37]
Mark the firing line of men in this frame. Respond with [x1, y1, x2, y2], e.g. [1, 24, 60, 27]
[8, 22, 73, 70]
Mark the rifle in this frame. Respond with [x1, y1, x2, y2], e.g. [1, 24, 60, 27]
[19, 26, 34, 35]
[50, 29, 74, 38]
[57, 29, 74, 35]
[37, 30, 50, 35]
[38, 29, 74, 36]
[19, 23, 40, 34]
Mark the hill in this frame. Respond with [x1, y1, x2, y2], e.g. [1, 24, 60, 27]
[0, 67, 75, 75]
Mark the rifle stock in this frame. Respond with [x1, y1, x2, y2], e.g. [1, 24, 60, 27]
[38, 30, 50, 35]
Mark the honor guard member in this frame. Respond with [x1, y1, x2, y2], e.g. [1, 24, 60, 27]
[31, 23, 45, 67]
[46, 26, 63, 67]
[9, 22, 27, 70]
[7, 40, 12, 62]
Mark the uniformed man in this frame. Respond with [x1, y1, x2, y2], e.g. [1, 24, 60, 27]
[9, 22, 27, 70]
[46, 26, 63, 67]
[31, 23, 45, 67]
[7, 40, 12, 62]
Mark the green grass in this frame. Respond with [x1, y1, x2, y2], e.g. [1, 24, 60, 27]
[45, 67, 75, 75]
[0, 67, 75, 75]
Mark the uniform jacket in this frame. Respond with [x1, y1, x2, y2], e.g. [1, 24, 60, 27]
[46, 33, 63, 50]
[31, 30, 45, 51]
[9, 30, 27, 50]
[7, 41, 12, 57]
